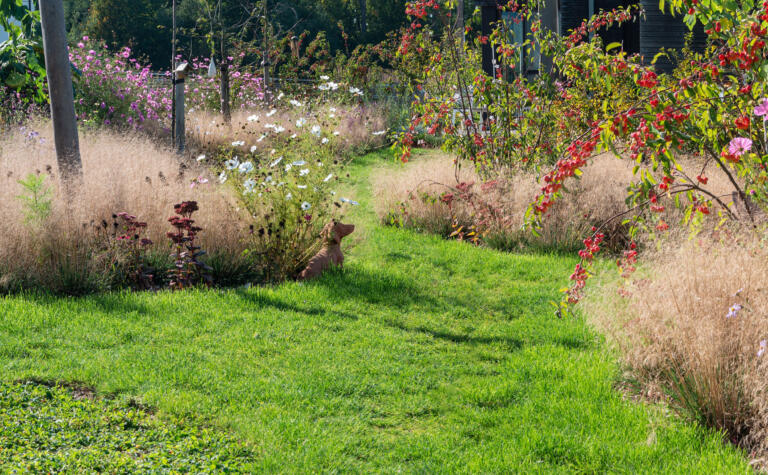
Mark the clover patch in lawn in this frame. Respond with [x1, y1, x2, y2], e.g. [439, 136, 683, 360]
[0, 381, 255, 472]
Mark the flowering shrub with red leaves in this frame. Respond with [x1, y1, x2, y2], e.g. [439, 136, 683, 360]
[167, 201, 212, 290]
[399, 0, 768, 313]
[397, 1, 643, 174]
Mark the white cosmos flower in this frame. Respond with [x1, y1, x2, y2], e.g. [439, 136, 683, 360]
[225, 157, 240, 170]
[238, 161, 254, 173]
[250, 145, 258, 153]
[297, 185, 307, 189]
[247, 114, 260, 122]
[290, 133, 298, 139]
[270, 149, 276, 155]
[219, 171, 227, 183]
[265, 175, 273, 183]
[321, 137, 329, 144]
[277, 92, 285, 100]
[372, 130, 387, 136]
[285, 192, 292, 200]
[243, 178, 257, 192]
[310, 125, 322, 137]
[300, 168, 310, 176]
[329, 107, 337, 113]
[328, 113, 336, 119]
[331, 191, 336, 195]
[291, 160, 306, 166]
[257, 134, 266, 142]
[270, 156, 283, 167]
[264, 123, 276, 129]
[320, 75, 330, 81]
[290, 99, 303, 107]
[301, 201, 311, 210]
[327, 82, 339, 90]
[323, 173, 333, 182]
[349, 87, 363, 96]
[274, 126, 286, 133]
[266, 109, 277, 117]
[333, 131, 340, 136]
[285, 164, 292, 172]
[232, 140, 245, 147]
[296, 118, 307, 128]
[196, 154, 206, 162]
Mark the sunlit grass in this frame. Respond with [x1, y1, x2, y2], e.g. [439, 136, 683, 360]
[0, 150, 750, 472]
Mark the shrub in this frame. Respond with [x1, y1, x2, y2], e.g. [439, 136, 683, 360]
[94, 212, 156, 290]
[584, 233, 768, 463]
[212, 127, 357, 282]
[167, 201, 212, 290]
[68, 38, 264, 131]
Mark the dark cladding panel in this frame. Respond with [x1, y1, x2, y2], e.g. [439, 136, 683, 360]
[640, 0, 687, 72]
[559, 0, 588, 35]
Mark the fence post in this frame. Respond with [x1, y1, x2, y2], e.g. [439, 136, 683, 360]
[174, 63, 188, 154]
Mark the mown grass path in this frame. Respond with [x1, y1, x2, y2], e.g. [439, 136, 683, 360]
[0, 151, 750, 472]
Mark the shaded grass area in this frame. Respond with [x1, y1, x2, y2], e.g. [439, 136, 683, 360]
[0, 150, 751, 472]
[0, 381, 255, 472]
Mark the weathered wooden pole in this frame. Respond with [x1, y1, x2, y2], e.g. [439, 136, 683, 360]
[174, 63, 187, 153]
[171, 0, 177, 144]
[39, 0, 82, 185]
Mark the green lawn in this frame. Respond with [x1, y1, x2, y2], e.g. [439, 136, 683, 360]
[0, 151, 751, 472]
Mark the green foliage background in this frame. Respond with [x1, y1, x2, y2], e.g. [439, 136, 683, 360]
[62, 0, 413, 69]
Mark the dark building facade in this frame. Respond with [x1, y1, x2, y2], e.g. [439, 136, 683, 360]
[476, 0, 706, 75]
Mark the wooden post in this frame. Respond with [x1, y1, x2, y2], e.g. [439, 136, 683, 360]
[174, 63, 188, 153]
[39, 0, 82, 185]
[220, 34, 231, 123]
[171, 0, 177, 145]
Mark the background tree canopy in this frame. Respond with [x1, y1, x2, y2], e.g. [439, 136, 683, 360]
[62, 0, 412, 70]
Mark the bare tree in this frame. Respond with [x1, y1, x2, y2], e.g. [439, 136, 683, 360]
[197, 0, 261, 123]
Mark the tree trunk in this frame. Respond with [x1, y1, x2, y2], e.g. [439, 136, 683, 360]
[39, 0, 82, 188]
[359, 0, 367, 35]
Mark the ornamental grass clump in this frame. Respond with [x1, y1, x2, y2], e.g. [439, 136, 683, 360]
[584, 233, 768, 463]
[0, 125, 245, 294]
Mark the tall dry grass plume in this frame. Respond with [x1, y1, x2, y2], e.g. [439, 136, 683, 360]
[373, 151, 740, 253]
[0, 123, 246, 292]
[373, 152, 640, 252]
[584, 232, 768, 466]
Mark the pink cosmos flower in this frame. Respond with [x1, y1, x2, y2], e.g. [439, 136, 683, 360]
[728, 137, 753, 157]
[754, 98, 768, 118]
